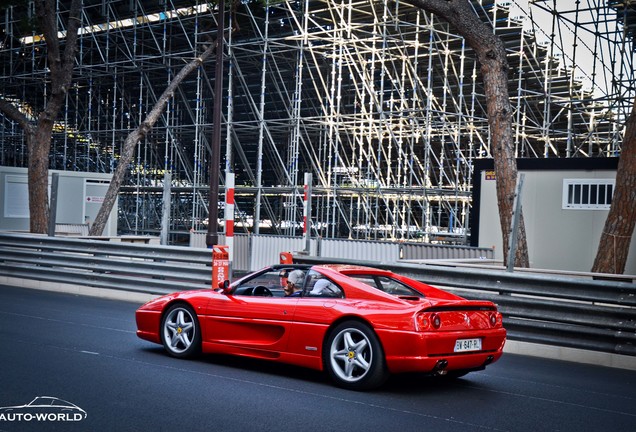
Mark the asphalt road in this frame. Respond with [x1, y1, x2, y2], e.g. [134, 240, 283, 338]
[1, 285, 635, 432]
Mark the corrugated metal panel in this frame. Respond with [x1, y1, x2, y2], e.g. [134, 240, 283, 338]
[189, 231, 207, 248]
[189, 232, 292, 272]
[190, 232, 493, 269]
[55, 224, 89, 236]
[232, 234, 250, 272]
[188, 233, 227, 248]
[320, 239, 400, 263]
[189, 232, 250, 272]
[249, 235, 306, 271]
[401, 243, 494, 260]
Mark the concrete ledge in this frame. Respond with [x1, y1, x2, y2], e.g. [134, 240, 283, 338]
[2, 276, 634, 371]
[503, 339, 636, 371]
[0, 276, 158, 304]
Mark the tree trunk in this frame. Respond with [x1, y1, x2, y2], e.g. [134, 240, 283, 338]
[27, 120, 54, 233]
[591, 96, 636, 274]
[0, 0, 82, 234]
[89, 41, 217, 236]
[407, 0, 529, 267]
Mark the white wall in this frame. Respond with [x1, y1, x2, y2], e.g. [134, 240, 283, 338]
[478, 168, 636, 274]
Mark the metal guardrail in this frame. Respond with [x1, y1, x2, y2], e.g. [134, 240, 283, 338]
[1, 232, 634, 357]
[291, 255, 636, 357]
[0, 233, 212, 295]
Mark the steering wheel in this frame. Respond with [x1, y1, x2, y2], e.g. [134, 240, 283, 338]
[253, 285, 273, 297]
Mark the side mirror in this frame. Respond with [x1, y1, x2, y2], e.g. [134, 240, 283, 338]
[218, 279, 231, 294]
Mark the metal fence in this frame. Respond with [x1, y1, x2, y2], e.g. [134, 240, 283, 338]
[0, 232, 212, 294]
[1, 232, 634, 357]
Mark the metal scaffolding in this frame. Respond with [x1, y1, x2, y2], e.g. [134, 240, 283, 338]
[0, 0, 634, 244]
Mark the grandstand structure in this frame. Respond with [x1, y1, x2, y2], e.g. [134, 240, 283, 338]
[0, 0, 634, 244]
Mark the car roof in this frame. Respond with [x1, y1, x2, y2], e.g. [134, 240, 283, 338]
[314, 264, 392, 276]
[269, 264, 312, 271]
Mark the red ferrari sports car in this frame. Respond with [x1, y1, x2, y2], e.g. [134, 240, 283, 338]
[136, 264, 506, 390]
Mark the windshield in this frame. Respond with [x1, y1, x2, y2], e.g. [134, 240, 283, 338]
[232, 269, 288, 297]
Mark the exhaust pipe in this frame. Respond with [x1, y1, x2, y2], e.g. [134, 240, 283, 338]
[433, 359, 448, 375]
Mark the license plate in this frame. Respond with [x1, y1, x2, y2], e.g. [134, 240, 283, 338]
[454, 338, 482, 352]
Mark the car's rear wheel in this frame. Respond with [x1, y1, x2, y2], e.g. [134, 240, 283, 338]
[161, 303, 201, 358]
[324, 321, 388, 390]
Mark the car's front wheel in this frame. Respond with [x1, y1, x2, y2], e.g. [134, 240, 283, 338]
[324, 321, 388, 390]
[161, 303, 201, 358]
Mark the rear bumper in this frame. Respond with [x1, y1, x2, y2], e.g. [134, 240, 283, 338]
[378, 328, 506, 374]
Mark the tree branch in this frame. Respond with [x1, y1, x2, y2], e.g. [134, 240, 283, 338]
[35, 0, 61, 77]
[89, 41, 217, 236]
[0, 98, 32, 133]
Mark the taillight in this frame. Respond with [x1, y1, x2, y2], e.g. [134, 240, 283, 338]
[416, 312, 442, 331]
[415, 313, 429, 331]
[489, 311, 502, 327]
[431, 313, 441, 329]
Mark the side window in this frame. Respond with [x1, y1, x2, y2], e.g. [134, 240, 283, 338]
[349, 274, 424, 297]
[304, 271, 344, 298]
[349, 275, 378, 290]
[377, 276, 423, 296]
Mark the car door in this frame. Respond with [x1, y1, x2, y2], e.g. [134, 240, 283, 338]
[199, 269, 299, 355]
[286, 272, 346, 357]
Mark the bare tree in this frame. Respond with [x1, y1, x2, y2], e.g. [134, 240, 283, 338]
[89, 0, 245, 236]
[0, 0, 81, 233]
[592, 96, 636, 274]
[88, 40, 218, 236]
[407, 0, 529, 267]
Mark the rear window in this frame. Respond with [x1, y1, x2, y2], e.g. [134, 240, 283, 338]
[349, 274, 424, 297]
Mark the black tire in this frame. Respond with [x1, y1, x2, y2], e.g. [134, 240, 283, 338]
[160, 303, 201, 358]
[323, 321, 388, 390]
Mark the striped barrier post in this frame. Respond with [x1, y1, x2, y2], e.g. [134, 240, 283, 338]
[225, 173, 235, 264]
[303, 172, 312, 253]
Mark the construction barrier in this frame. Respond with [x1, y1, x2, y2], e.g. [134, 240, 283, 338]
[212, 245, 230, 288]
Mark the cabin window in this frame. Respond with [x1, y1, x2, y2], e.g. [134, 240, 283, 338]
[563, 179, 614, 210]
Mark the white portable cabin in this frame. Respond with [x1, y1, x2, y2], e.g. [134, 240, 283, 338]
[471, 158, 636, 274]
[0, 166, 117, 236]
